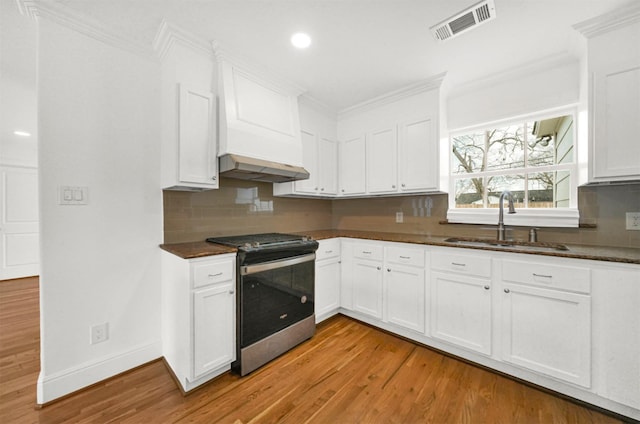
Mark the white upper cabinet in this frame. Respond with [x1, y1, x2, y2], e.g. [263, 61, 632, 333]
[366, 126, 398, 194]
[339, 133, 367, 195]
[398, 116, 438, 191]
[155, 26, 219, 191]
[575, 8, 640, 182]
[273, 99, 339, 196]
[216, 54, 304, 167]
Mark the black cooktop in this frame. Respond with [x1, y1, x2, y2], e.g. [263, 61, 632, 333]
[206, 233, 313, 249]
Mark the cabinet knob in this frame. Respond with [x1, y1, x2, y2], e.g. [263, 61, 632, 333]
[401, 183, 406, 187]
[211, 176, 217, 181]
[229, 290, 235, 294]
[315, 187, 318, 191]
[341, 189, 345, 192]
[504, 288, 510, 293]
[392, 185, 396, 189]
[321, 188, 325, 191]
[387, 268, 391, 272]
[376, 266, 381, 271]
[484, 285, 490, 290]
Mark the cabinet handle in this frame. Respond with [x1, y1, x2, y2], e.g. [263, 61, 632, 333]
[399, 255, 411, 259]
[533, 273, 552, 279]
[451, 262, 466, 267]
[208, 272, 223, 277]
[362, 251, 372, 254]
[325, 250, 333, 254]
[504, 288, 510, 293]
[484, 285, 490, 290]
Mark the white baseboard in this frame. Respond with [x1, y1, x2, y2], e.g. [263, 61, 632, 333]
[37, 341, 162, 404]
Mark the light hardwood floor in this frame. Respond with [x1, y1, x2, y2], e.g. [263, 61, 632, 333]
[0, 277, 624, 424]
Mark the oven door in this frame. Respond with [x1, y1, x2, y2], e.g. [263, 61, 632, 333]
[239, 253, 315, 348]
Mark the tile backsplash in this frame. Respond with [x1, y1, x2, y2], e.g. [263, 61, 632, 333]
[164, 179, 639, 248]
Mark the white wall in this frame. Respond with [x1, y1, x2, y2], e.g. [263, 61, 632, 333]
[36, 18, 163, 403]
[446, 53, 581, 130]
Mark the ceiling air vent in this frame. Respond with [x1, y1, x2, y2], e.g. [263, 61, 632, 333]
[430, 0, 496, 42]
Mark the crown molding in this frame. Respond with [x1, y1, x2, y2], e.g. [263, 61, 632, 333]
[152, 20, 213, 62]
[298, 95, 338, 119]
[16, 0, 157, 62]
[573, 2, 640, 38]
[338, 72, 446, 120]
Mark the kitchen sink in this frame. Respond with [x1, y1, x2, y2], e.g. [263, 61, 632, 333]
[443, 237, 569, 252]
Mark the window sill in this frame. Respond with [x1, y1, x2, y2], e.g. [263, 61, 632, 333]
[446, 208, 580, 228]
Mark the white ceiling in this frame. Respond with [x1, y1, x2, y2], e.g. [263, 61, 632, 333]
[41, 0, 638, 110]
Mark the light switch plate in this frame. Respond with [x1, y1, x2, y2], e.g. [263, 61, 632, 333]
[626, 212, 640, 230]
[59, 186, 88, 205]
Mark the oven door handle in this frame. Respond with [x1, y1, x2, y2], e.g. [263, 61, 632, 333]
[241, 253, 316, 276]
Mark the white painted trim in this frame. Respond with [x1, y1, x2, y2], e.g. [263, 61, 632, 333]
[338, 72, 446, 119]
[446, 208, 580, 228]
[152, 20, 213, 62]
[36, 341, 162, 404]
[573, 2, 640, 38]
[16, 0, 157, 62]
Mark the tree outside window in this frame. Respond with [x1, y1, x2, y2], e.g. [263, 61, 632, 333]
[451, 115, 574, 209]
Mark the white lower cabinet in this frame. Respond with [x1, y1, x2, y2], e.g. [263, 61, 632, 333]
[430, 248, 492, 355]
[315, 239, 341, 322]
[385, 245, 426, 333]
[161, 251, 236, 392]
[352, 257, 384, 320]
[499, 258, 591, 388]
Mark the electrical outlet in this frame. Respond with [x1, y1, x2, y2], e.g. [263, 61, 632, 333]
[90, 323, 109, 344]
[626, 212, 640, 230]
[396, 212, 403, 223]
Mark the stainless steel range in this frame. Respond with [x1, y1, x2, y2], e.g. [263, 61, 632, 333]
[206, 233, 318, 376]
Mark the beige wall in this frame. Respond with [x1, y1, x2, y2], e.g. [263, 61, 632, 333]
[164, 179, 639, 248]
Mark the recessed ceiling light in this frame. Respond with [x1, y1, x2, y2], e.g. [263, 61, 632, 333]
[291, 32, 311, 49]
[13, 130, 31, 137]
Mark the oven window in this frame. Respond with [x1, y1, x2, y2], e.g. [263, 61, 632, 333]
[241, 257, 314, 347]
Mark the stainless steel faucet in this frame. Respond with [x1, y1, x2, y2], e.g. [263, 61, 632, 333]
[497, 190, 516, 241]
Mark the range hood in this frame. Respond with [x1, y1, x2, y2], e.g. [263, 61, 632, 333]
[219, 154, 310, 183]
[214, 49, 309, 184]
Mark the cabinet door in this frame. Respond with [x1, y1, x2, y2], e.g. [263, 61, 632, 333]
[366, 127, 398, 194]
[386, 264, 425, 333]
[318, 137, 339, 195]
[294, 130, 319, 194]
[192, 283, 235, 379]
[339, 134, 366, 195]
[591, 63, 640, 181]
[179, 85, 218, 187]
[398, 116, 437, 191]
[352, 258, 384, 319]
[315, 258, 341, 322]
[431, 272, 492, 355]
[501, 283, 591, 387]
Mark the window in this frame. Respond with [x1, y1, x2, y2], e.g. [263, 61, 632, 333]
[447, 110, 579, 227]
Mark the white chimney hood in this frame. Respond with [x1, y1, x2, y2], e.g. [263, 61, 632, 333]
[214, 46, 309, 183]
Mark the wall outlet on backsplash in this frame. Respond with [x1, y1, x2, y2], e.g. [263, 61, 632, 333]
[626, 212, 640, 230]
[396, 212, 403, 223]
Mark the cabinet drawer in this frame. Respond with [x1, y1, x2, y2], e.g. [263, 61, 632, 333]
[502, 259, 590, 294]
[316, 239, 341, 261]
[386, 246, 425, 267]
[193, 259, 234, 289]
[353, 243, 383, 261]
[431, 250, 491, 278]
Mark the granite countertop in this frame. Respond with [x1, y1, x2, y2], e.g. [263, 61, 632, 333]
[160, 230, 640, 264]
[159, 241, 237, 259]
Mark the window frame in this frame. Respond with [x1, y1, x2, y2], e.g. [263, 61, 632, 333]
[446, 107, 580, 228]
